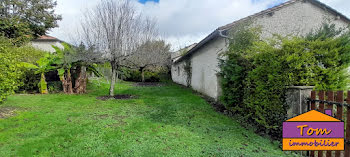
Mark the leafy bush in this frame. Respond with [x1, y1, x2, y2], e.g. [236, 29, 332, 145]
[15, 47, 46, 93]
[0, 17, 32, 45]
[48, 81, 63, 93]
[219, 27, 259, 113]
[0, 37, 24, 102]
[118, 68, 161, 82]
[16, 70, 41, 93]
[0, 35, 47, 101]
[145, 71, 162, 82]
[220, 24, 350, 138]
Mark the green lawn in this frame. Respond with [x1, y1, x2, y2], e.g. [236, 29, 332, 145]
[0, 79, 296, 156]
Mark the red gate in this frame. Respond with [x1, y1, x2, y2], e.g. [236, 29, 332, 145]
[308, 91, 350, 157]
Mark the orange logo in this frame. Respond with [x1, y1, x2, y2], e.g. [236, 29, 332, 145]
[283, 110, 344, 151]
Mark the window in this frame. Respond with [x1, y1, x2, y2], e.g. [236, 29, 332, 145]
[178, 66, 180, 76]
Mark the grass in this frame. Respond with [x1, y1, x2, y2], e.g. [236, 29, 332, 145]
[0, 79, 297, 156]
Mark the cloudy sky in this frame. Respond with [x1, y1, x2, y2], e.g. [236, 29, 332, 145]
[49, 0, 350, 50]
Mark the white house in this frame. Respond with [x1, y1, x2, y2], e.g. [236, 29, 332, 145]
[171, 0, 350, 100]
[31, 35, 64, 53]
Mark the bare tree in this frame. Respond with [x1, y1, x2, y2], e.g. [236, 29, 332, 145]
[125, 40, 171, 82]
[80, 0, 158, 96]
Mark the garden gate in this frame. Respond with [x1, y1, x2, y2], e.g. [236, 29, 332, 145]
[307, 91, 350, 157]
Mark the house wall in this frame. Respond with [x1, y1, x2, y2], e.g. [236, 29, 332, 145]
[253, 1, 349, 38]
[190, 37, 227, 100]
[171, 61, 189, 86]
[31, 41, 64, 53]
[172, 0, 349, 100]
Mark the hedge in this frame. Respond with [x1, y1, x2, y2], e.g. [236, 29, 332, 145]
[118, 67, 163, 82]
[0, 36, 45, 102]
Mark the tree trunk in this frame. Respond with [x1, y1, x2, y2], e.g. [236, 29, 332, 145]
[74, 66, 81, 93]
[74, 66, 87, 94]
[60, 75, 67, 93]
[66, 69, 73, 94]
[141, 69, 145, 82]
[60, 69, 73, 94]
[39, 73, 48, 94]
[109, 61, 117, 96]
[140, 67, 145, 82]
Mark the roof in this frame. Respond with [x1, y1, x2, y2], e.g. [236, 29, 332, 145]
[286, 110, 340, 122]
[32, 35, 62, 42]
[175, 0, 350, 63]
[172, 43, 197, 62]
[183, 43, 197, 52]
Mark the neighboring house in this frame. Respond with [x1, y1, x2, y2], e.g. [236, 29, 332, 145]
[31, 35, 64, 53]
[172, 0, 350, 100]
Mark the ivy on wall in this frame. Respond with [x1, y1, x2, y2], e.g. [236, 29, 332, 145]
[184, 60, 192, 87]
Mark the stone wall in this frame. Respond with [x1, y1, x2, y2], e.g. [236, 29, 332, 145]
[286, 86, 314, 119]
[254, 0, 349, 39]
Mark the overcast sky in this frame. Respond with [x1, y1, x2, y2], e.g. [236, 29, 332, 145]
[49, 0, 350, 51]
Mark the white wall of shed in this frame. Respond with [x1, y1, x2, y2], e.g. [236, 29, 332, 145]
[171, 61, 189, 87]
[190, 37, 227, 100]
[31, 41, 64, 53]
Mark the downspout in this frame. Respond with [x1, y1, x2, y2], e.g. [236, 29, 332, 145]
[218, 29, 232, 49]
[216, 29, 232, 101]
[218, 29, 232, 40]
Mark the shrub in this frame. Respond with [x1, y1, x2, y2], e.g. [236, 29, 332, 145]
[220, 24, 350, 138]
[16, 47, 46, 93]
[118, 68, 161, 82]
[48, 81, 63, 93]
[0, 37, 24, 102]
[0, 36, 46, 101]
[16, 70, 41, 93]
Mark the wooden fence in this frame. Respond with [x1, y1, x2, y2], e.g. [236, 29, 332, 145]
[308, 91, 350, 157]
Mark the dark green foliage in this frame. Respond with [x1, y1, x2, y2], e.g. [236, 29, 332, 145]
[228, 25, 261, 54]
[0, 36, 46, 101]
[219, 53, 247, 113]
[118, 68, 161, 82]
[219, 26, 259, 112]
[0, 0, 62, 40]
[47, 81, 63, 93]
[220, 24, 350, 138]
[306, 23, 344, 41]
[184, 60, 192, 87]
[0, 38, 23, 102]
[144, 72, 161, 82]
[0, 17, 32, 45]
[16, 70, 40, 93]
[16, 46, 46, 93]
[242, 42, 289, 136]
